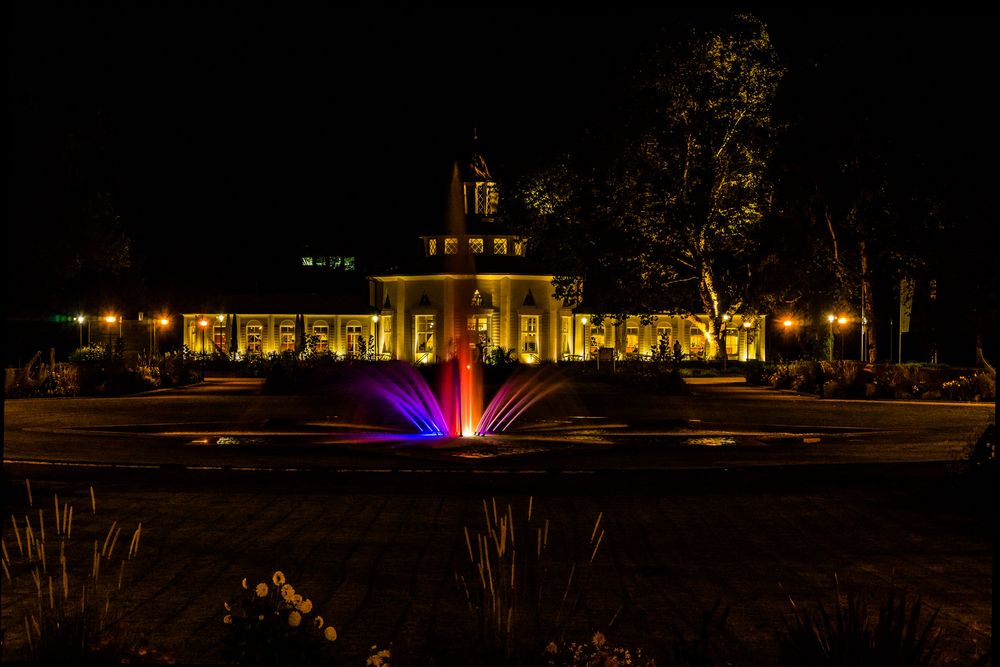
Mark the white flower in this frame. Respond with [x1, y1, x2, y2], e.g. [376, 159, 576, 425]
[288, 610, 302, 627]
[224, 602, 231, 611]
[255, 583, 268, 597]
[592, 631, 606, 648]
[324, 626, 338, 642]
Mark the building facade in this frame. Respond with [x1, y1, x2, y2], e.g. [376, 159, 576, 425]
[183, 150, 765, 362]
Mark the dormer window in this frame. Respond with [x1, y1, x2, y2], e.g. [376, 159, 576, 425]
[514, 240, 526, 256]
[428, 239, 438, 255]
[471, 289, 483, 307]
[444, 238, 458, 255]
[469, 238, 484, 254]
[493, 238, 508, 254]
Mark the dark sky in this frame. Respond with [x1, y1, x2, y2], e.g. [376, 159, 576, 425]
[5, 8, 992, 310]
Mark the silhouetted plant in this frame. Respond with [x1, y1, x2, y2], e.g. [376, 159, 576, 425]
[780, 575, 942, 667]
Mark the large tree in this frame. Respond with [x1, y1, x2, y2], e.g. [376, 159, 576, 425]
[630, 14, 784, 360]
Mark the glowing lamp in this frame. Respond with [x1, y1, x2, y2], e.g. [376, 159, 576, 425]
[838, 317, 848, 325]
[76, 315, 85, 323]
[581, 317, 588, 326]
[783, 319, 793, 328]
[104, 315, 117, 324]
[159, 318, 169, 326]
[827, 314, 836, 323]
[198, 319, 209, 328]
[743, 321, 752, 329]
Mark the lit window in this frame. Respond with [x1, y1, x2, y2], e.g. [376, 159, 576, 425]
[381, 317, 392, 356]
[469, 238, 484, 254]
[493, 238, 508, 254]
[514, 240, 525, 256]
[279, 320, 295, 352]
[314, 256, 328, 267]
[428, 238, 438, 255]
[342, 257, 356, 271]
[415, 315, 435, 359]
[590, 325, 606, 356]
[301, 256, 313, 266]
[346, 321, 362, 357]
[520, 315, 538, 354]
[656, 325, 672, 356]
[246, 321, 263, 353]
[213, 326, 227, 353]
[468, 315, 489, 353]
[725, 328, 739, 356]
[626, 326, 639, 354]
[313, 321, 329, 352]
[444, 238, 458, 255]
[689, 328, 705, 356]
[561, 316, 572, 358]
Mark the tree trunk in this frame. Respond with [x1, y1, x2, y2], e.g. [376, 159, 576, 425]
[859, 240, 877, 363]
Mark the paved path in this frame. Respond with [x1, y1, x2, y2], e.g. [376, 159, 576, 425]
[2, 378, 993, 664]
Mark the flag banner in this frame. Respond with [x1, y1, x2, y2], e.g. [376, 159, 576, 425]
[899, 279, 914, 333]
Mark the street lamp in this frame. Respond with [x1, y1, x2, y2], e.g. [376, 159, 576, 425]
[826, 314, 836, 361]
[154, 317, 169, 355]
[372, 315, 379, 360]
[76, 315, 85, 349]
[198, 318, 209, 354]
[742, 320, 753, 361]
[581, 317, 588, 359]
[837, 316, 848, 361]
[782, 319, 793, 361]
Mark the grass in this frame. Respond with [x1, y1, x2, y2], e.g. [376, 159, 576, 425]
[1, 480, 145, 662]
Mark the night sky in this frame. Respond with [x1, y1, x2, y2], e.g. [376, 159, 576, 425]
[5, 8, 992, 313]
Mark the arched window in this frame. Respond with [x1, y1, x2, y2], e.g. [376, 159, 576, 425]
[346, 320, 362, 357]
[246, 321, 263, 353]
[312, 320, 329, 353]
[279, 320, 295, 352]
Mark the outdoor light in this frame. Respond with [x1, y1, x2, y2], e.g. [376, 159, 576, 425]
[723, 314, 730, 321]
[838, 316, 848, 325]
[743, 321, 752, 329]
[581, 317, 588, 325]
[372, 315, 379, 322]
[160, 318, 169, 326]
[217, 315, 225, 322]
[827, 314, 836, 323]
[76, 315, 85, 324]
[199, 319, 209, 327]
[783, 319, 793, 328]
[105, 315, 117, 324]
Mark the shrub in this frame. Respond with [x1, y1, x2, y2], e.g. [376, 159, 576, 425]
[780, 575, 942, 667]
[543, 631, 655, 666]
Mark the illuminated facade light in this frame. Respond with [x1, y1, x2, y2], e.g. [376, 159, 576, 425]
[838, 317, 848, 325]
[783, 319, 793, 327]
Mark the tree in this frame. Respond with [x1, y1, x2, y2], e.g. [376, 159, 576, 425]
[630, 14, 784, 360]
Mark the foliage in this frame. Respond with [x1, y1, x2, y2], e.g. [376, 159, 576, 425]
[543, 631, 656, 666]
[2, 481, 145, 662]
[631, 14, 784, 356]
[221, 570, 337, 666]
[484, 345, 518, 366]
[780, 575, 942, 667]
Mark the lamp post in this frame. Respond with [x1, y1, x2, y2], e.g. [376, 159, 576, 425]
[198, 318, 209, 354]
[372, 315, 379, 360]
[743, 320, 752, 361]
[104, 315, 118, 346]
[581, 317, 588, 360]
[76, 315, 85, 349]
[827, 314, 836, 361]
[837, 316, 848, 361]
[155, 318, 169, 355]
[782, 319, 793, 361]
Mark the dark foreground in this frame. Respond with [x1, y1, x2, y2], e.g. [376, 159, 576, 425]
[2, 377, 993, 664]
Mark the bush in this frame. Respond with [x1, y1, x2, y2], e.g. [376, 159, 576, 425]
[780, 576, 942, 667]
